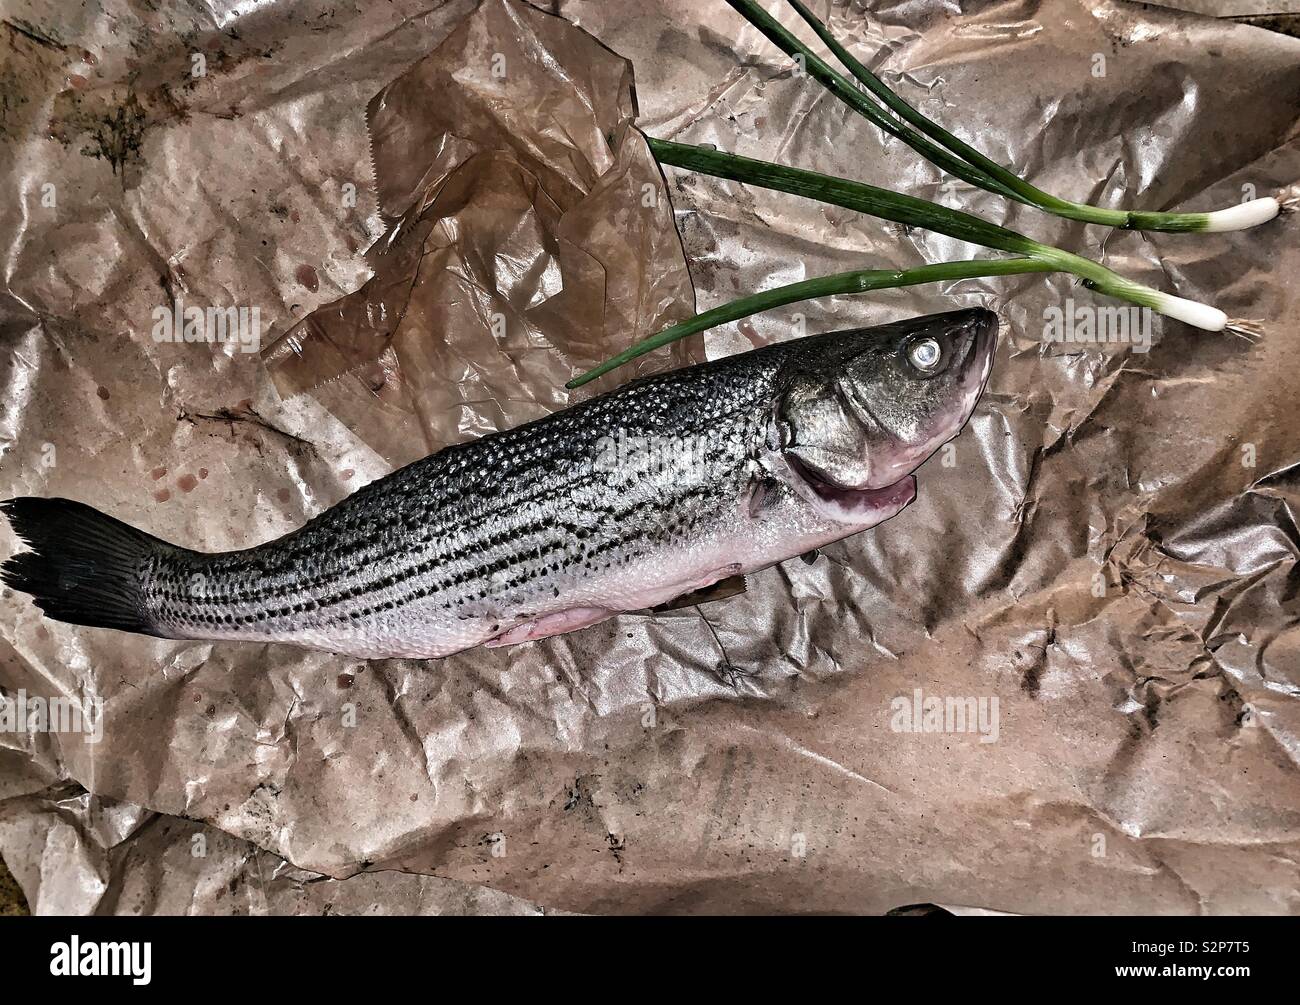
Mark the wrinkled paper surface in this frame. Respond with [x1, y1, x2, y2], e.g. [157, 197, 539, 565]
[1, 0, 1299, 914]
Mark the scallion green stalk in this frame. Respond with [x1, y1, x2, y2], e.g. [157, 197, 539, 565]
[566, 257, 1056, 388]
[730, 0, 1279, 233]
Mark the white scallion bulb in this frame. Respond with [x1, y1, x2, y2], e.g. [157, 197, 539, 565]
[1201, 198, 1280, 233]
[1152, 293, 1227, 331]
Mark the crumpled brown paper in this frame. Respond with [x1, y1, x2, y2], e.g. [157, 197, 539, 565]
[262, 0, 699, 451]
[2, 0, 1300, 915]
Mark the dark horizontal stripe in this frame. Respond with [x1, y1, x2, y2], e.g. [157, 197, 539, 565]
[147, 359, 780, 632]
[157, 413, 758, 615]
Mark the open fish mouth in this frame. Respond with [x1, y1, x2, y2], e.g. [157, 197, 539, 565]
[783, 452, 917, 524]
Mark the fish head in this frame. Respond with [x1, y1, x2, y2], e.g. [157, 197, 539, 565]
[773, 308, 998, 522]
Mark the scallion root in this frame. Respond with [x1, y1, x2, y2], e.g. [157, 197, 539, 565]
[1225, 319, 1265, 344]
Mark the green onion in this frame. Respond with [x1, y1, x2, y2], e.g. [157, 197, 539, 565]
[649, 138, 1225, 329]
[566, 258, 1055, 388]
[730, 0, 1279, 233]
[725, 0, 1021, 203]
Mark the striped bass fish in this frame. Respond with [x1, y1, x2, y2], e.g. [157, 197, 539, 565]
[1, 308, 996, 660]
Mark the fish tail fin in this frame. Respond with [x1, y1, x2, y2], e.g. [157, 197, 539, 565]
[1, 497, 170, 637]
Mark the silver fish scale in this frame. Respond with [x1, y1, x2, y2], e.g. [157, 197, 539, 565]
[139, 347, 789, 649]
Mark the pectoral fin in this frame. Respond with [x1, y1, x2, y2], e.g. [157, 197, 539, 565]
[650, 574, 748, 612]
[485, 606, 614, 648]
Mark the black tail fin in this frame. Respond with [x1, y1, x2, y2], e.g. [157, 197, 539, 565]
[1, 497, 167, 637]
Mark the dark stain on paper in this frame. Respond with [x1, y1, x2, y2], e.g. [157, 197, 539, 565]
[50, 88, 148, 177]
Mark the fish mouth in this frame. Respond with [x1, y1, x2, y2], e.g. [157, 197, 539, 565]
[783, 452, 917, 525]
[848, 307, 999, 488]
[770, 307, 999, 525]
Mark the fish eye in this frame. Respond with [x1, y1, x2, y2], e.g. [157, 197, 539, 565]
[906, 337, 942, 373]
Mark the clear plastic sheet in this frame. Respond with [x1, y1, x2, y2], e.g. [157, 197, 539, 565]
[1, 0, 1298, 914]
